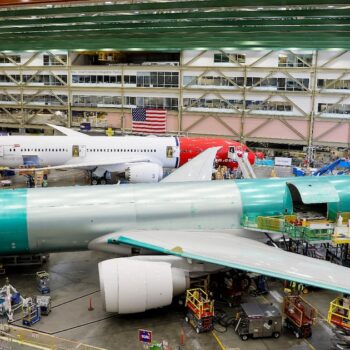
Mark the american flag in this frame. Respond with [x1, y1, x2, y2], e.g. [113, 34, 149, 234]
[132, 108, 167, 134]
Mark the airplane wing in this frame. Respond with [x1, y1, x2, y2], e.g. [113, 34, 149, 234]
[103, 230, 350, 295]
[161, 147, 220, 183]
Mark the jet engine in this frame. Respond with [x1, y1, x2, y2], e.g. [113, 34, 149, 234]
[125, 162, 163, 183]
[98, 258, 189, 313]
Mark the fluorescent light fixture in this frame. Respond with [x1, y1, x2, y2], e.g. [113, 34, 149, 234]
[244, 41, 261, 45]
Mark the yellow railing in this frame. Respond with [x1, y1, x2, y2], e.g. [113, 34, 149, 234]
[256, 215, 285, 232]
[328, 297, 350, 330]
[185, 288, 214, 315]
[243, 214, 334, 241]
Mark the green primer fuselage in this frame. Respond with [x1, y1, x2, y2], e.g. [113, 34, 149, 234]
[1, 176, 350, 255]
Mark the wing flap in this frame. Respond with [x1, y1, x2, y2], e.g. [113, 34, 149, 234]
[110, 230, 350, 294]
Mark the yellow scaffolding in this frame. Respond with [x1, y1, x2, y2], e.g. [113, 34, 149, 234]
[328, 297, 350, 330]
[185, 288, 214, 319]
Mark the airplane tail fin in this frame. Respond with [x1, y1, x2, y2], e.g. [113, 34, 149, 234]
[47, 124, 89, 137]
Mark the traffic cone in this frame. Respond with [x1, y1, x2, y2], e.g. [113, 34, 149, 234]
[88, 297, 94, 311]
[180, 328, 185, 346]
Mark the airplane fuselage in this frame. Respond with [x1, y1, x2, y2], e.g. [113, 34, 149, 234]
[0, 135, 179, 168]
[0, 134, 254, 170]
[1, 176, 350, 256]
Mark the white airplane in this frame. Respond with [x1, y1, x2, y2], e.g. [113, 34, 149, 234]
[0, 124, 255, 183]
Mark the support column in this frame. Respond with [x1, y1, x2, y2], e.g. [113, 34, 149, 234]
[178, 51, 184, 134]
[67, 50, 72, 128]
[121, 65, 125, 133]
[308, 50, 319, 147]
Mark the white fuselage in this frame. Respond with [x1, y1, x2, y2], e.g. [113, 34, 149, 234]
[0, 135, 180, 169]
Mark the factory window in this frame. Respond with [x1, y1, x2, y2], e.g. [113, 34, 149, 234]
[135, 96, 178, 110]
[245, 77, 309, 91]
[184, 75, 236, 87]
[23, 94, 67, 106]
[0, 75, 15, 83]
[72, 75, 120, 85]
[124, 96, 136, 106]
[278, 53, 313, 67]
[247, 100, 293, 112]
[318, 79, 350, 90]
[0, 55, 21, 64]
[124, 75, 136, 84]
[183, 98, 243, 110]
[22, 74, 67, 86]
[277, 78, 309, 91]
[72, 95, 122, 107]
[43, 54, 67, 66]
[136, 72, 178, 87]
[214, 53, 245, 64]
[0, 93, 21, 102]
[318, 103, 350, 116]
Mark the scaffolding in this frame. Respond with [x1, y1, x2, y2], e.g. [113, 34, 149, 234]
[328, 297, 350, 331]
[243, 214, 350, 266]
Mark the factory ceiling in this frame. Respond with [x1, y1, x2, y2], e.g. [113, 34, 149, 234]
[0, 0, 350, 51]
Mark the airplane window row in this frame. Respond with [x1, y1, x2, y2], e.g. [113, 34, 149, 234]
[9, 148, 69, 152]
[8, 148, 157, 153]
[86, 149, 157, 153]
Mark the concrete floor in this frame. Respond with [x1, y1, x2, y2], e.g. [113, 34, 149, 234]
[1, 250, 340, 350]
[0, 171, 342, 349]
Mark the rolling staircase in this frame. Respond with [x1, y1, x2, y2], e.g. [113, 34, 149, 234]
[236, 153, 257, 179]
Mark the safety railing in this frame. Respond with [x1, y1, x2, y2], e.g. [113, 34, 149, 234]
[328, 297, 350, 330]
[242, 215, 333, 241]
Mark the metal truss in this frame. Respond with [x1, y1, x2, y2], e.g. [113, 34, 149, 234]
[0, 49, 349, 147]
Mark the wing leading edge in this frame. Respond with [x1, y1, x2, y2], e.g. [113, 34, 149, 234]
[108, 230, 350, 295]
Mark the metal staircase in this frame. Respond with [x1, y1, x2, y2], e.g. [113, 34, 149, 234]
[236, 154, 256, 179]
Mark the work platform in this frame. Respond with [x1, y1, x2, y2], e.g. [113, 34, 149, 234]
[243, 213, 350, 266]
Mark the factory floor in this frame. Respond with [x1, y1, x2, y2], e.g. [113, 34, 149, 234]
[0, 171, 342, 349]
[2, 250, 339, 350]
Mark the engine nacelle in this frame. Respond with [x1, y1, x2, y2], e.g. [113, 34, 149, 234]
[125, 163, 163, 183]
[98, 258, 189, 313]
